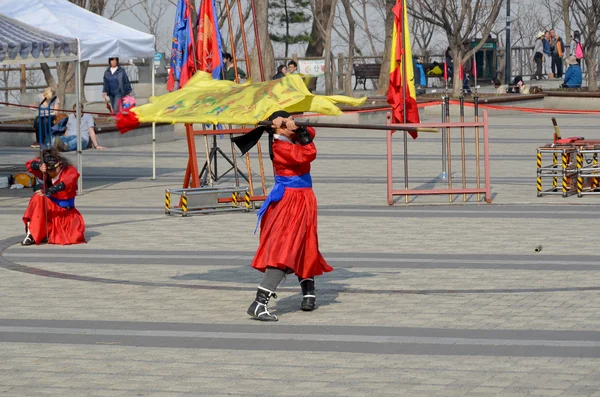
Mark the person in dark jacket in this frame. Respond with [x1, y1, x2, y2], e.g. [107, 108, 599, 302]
[273, 64, 287, 79]
[102, 57, 132, 114]
[561, 56, 582, 88]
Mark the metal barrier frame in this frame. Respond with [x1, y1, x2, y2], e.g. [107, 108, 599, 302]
[165, 186, 250, 217]
[576, 147, 600, 196]
[386, 111, 492, 204]
[536, 147, 578, 197]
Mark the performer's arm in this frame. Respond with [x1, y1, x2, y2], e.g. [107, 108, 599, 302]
[25, 159, 43, 179]
[273, 138, 317, 166]
[47, 182, 66, 195]
[56, 167, 80, 191]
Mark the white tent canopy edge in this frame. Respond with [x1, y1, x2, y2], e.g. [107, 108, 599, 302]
[2, 0, 158, 192]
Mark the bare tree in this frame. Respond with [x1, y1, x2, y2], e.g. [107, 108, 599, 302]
[572, 0, 600, 89]
[309, 0, 339, 94]
[377, 0, 395, 95]
[250, 0, 275, 80]
[340, 0, 356, 95]
[409, 2, 439, 62]
[305, 0, 335, 91]
[129, 0, 170, 51]
[410, 0, 504, 96]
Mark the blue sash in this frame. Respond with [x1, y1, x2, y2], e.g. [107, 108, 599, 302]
[48, 196, 75, 209]
[255, 174, 312, 233]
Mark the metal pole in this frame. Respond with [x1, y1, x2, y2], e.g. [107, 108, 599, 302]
[75, 41, 83, 194]
[439, 100, 447, 179]
[474, 95, 481, 201]
[152, 59, 156, 180]
[445, 95, 452, 203]
[400, 1, 409, 204]
[224, 0, 240, 83]
[236, 0, 252, 79]
[505, 0, 511, 85]
[460, 96, 466, 202]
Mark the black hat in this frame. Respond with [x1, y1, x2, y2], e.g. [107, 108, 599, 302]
[43, 152, 61, 169]
[231, 110, 291, 155]
[268, 110, 291, 121]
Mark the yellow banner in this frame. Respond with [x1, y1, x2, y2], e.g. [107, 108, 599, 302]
[132, 72, 366, 125]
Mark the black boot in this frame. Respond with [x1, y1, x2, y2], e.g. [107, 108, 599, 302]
[247, 287, 278, 321]
[299, 277, 316, 311]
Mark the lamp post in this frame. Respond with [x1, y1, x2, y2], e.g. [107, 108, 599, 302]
[504, 0, 511, 85]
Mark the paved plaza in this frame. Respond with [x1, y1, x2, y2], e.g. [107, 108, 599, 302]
[1, 110, 600, 396]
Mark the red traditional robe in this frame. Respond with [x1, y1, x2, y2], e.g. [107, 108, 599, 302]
[251, 128, 333, 279]
[22, 160, 86, 245]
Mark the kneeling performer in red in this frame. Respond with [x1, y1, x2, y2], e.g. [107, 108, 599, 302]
[233, 111, 333, 321]
[22, 148, 86, 246]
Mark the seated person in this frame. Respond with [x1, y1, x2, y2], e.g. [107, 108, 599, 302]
[22, 148, 86, 246]
[54, 104, 106, 152]
[273, 64, 287, 79]
[561, 56, 582, 88]
[222, 52, 247, 82]
[287, 60, 298, 74]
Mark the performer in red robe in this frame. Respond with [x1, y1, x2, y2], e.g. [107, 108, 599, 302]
[233, 111, 333, 321]
[22, 148, 86, 246]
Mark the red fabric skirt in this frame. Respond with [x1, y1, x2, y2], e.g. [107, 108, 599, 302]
[251, 187, 333, 279]
[22, 195, 86, 245]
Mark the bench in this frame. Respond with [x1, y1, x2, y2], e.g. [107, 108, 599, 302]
[353, 63, 381, 90]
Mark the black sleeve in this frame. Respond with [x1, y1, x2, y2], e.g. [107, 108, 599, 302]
[47, 182, 66, 195]
[30, 161, 40, 170]
[295, 127, 313, 146]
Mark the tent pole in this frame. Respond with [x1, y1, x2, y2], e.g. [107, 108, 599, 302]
[152, 56, 156, 180]
[75, 40, 83, 194]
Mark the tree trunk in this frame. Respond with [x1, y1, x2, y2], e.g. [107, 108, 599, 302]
[586, 50, 597, 90]
[341, 0, 355, 96]
[322, 0, 338, 95]
[451, 44, 462, 97]
[377, 0, 396, 95]
[305, 0, 333, 91]
[250, 0, 275, 81]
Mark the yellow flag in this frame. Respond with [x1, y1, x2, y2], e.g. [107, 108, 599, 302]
[132, 71, 366, 125]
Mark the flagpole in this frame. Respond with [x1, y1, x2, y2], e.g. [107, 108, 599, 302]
[401, 0, 409, 204]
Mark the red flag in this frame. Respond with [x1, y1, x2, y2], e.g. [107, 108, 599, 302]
[472, 57, 477, 78]
[386, 0, 420, 139]
[196, 0, 225, 79]
[459, 62, 464, 81]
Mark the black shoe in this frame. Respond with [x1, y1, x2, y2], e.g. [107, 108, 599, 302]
[299, 277, 316, 311]
[21, 234, 35, 246]
[247, 287, 278, 321]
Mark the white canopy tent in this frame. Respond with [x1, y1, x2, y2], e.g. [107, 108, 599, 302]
[2, 0, 157, 191]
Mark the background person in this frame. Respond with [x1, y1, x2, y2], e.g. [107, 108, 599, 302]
[550, 29, 564, 78]
[31, 87, 59, 148]
[273, 64, 287, 79]
[561, 56, 582, 88]
[533, 31, 545, 80]
[543, 31, 552, 78]
[570, 30, 584, 65]
[222, 52, 247, 81]
[102, 57, 133, 114]
[287, 60, 298, 74]
[54, 104, 106, 152]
